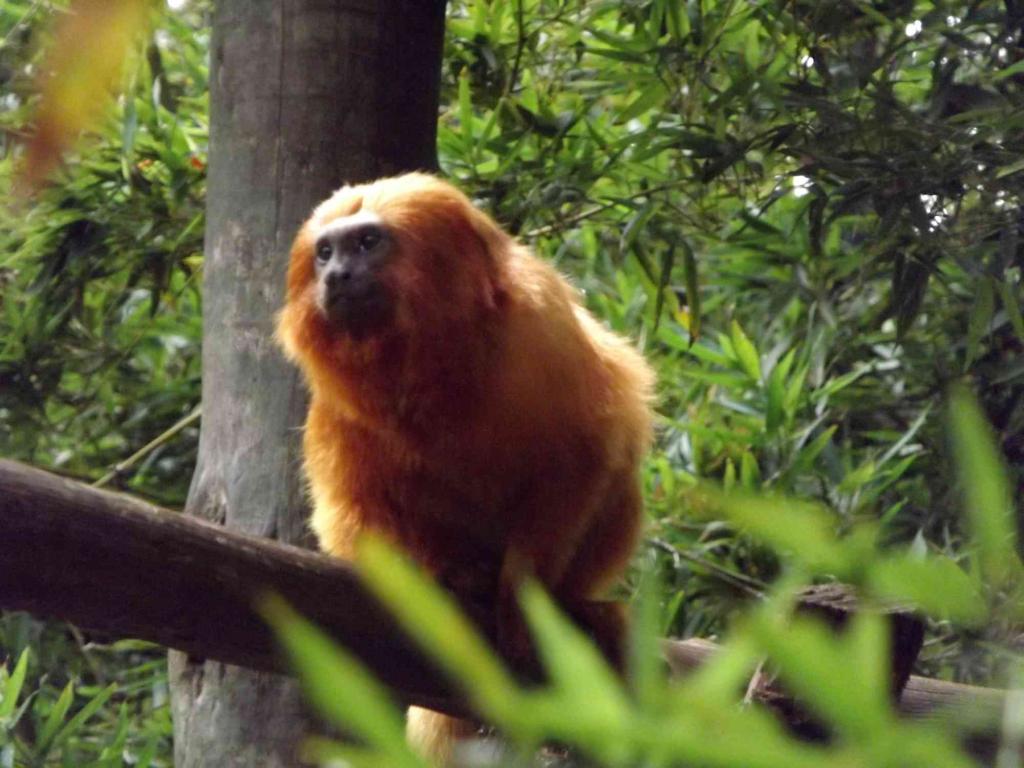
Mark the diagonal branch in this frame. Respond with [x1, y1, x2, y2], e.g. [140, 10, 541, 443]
[0, 458, 1012, 733]
[0, 458, 458, 715]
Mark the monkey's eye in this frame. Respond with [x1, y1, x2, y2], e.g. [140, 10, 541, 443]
[315, 242, 332, 264]
[358, 231, 381, 252]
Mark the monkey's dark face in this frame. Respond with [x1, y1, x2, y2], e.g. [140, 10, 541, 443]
[279, 174, 508, 371]
[312, 212, 396, 339]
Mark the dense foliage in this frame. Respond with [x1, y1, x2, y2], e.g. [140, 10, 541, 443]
[0, 0, 1022, 765]
[437, 0, 1024, 673]
[0, 2, 206, 506]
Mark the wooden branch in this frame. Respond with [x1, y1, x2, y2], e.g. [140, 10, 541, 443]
[661, 638, 1008, 724]
[0, 459, 457, 715]
[0, 458, 1012, 730]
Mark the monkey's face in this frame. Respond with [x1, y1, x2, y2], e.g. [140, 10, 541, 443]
[278, 173, 508, 370]
[310, 212, 396, 339]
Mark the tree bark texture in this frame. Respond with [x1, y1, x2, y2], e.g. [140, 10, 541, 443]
[173, 1, 446, 765]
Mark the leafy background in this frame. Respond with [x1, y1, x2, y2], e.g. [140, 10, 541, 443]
[1, 0, 1022, 764]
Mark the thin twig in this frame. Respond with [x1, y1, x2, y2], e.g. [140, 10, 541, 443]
[0, 0, 46, 51]
[92, 405, 201, 488]
[523, 181, 689, 238]
[504, 0, 527, 99]
[649, 537, 765, 596]
[743, 659, 771, 706]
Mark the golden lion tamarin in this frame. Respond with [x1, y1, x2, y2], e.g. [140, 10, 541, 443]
[276, 173, 653, 761]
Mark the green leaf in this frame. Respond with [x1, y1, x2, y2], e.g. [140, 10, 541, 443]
[750, 612, 889, 739]
[683, 341, 731, 367]
[676, 632, 760, 706]
[652, 246, 675, 329]
[892, 254, 930, 338]
[870, 556, 986, 625]
[966, 277, 994, 368]
[519, 584, 629, 726]
[620, 202, 657, 254]
[458, 69, 474, 150]
[730, 320, 762, 381]
[739, 450, 760, 489]
[45, 683, 117, 756]
[616, 80, 668, 123]
[838, 459, 875, 493]
[790, 425, 837, 476]
[664, 0, 689, 41]
[997, 280, 1024, 344]
[947, 386, 1020, 587]
[681, 239, 701, 342]
[628, 569, 667, 710]
[35, 682, 74, 758]
[0, 650, 28, 721]
[470, 0, 487, 35]
[812, 365, 871, 401]
[694, 487, 847, 572]
[784, 364, 809, 416]
[133, 732, 162, 768]
[588, 28, 653, 54]
[844, 612, 889, 718]
[95, 701, 128, 763]
[743, 20, 762, 70]
[356, 536, 522, 723]
[766, 349, 795, 433]
[260, 594, 422, 768]
[992, 57, 1024, 82]
[120, 93, 138, 177]
[723, 457, 737, 490]
[996, 158, 1024, 179]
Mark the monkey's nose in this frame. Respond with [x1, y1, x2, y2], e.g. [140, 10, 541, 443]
[324, 263, 376, 310]
[327, 269, 352, 288]
[321, 268, 394, 337]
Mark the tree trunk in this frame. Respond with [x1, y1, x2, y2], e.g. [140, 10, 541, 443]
[169, 1, 446, 765]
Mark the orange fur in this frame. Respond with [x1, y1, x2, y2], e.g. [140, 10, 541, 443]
[277, 173, 654, 761]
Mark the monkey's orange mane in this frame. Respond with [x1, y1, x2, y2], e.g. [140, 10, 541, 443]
[276, 174, 512, 428]
[277, 173, 655, 762]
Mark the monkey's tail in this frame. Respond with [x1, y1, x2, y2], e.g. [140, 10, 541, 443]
[406, 706, 478, 765]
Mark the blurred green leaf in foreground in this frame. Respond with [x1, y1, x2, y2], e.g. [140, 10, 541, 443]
[263, 389, 1022, 768]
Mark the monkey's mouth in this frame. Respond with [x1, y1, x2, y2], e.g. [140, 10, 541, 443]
[322, 284, 395, 339]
